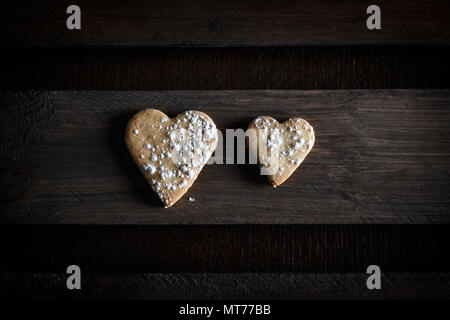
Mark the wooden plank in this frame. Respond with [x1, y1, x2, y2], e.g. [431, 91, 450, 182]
[2, 0, 450, 46]
[2, 46, 450, 90]
[1, 273, 449, 299]
[1, 90, 450, 224]
[1, 226, 449, 272]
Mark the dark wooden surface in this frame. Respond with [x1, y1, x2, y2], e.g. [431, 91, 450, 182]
[2, 46, 450, 90]
[1, 226, 449, 273]
[2, 1, 450, 297]
[3, 0, 450, 46]
[1, 90, 450, 224]
[2, 272, 449, 299]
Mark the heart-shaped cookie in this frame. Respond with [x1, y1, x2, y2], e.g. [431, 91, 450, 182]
[125, 109, 218, 207]
[247, 116, 315, 187]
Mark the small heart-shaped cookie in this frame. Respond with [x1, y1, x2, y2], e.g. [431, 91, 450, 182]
[125, 109, 218, 207]
[247, 116, 315, 187]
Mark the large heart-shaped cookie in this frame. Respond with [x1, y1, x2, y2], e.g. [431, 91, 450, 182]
[125, 109, 218, 207]
[247, 116, 315, 187]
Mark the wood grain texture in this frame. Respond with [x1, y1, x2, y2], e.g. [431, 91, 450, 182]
[2, 0, 450, 46]
[2, 46, 450, 90]
[1, 226, 449, 273]
[1, 273, 449, 299]
[1, 90, 450, 224]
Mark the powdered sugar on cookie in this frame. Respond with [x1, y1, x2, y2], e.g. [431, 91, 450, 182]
[126, 109, 218, 207]
[248, 116, 315, 187]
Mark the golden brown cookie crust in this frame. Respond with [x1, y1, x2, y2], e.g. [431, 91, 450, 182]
[247, 116, 315, 187]
[126, 109, 218, 207]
